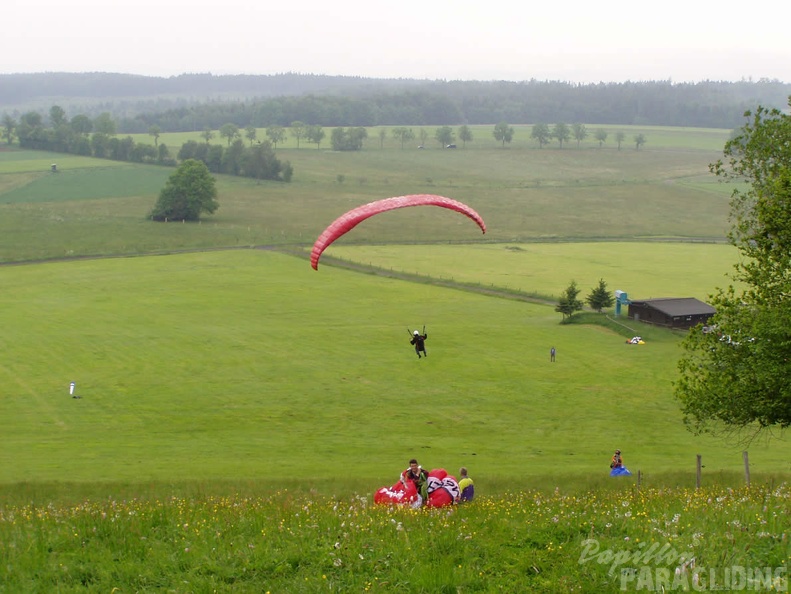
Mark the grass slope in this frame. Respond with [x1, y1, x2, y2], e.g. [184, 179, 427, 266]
[1, 251, 787, 491]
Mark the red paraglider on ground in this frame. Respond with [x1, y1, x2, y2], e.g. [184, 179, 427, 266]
[310, 194, 487, 270]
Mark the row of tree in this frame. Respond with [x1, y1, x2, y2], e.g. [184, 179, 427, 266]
[3, 108, 648, 156]
[1, 108, 291, 182]
[555, 279, 615, 319]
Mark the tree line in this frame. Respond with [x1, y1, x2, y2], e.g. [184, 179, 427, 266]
[2, 108, 291, 182]
[3, 73, 790, 133]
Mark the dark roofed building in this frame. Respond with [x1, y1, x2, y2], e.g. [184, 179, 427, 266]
[627, 297, 716, 330]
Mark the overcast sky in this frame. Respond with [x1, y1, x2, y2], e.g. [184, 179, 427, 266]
[4, 0, 790, 83]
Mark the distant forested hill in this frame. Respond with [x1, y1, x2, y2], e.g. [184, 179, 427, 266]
[1, 72, 789, 131]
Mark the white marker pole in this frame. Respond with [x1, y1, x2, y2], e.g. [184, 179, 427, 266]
[69, 382, 75, 396]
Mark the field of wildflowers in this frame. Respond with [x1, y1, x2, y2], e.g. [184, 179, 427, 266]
[1, 483, 787, 592]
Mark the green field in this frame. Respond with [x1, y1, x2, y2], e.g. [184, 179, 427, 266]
[0, 126, 787, 592]
[1, 250, 786, 488]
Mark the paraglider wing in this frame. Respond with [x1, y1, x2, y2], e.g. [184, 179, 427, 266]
[310, 194, 486, 269]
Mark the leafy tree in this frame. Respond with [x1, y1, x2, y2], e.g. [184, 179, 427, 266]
[675, 102, 791, 436]
[586, 279, 614, 313]
[49, 105, 67, 127]
[306, 125, 325, 149]
[331, 127, 367, 151]
[200, 128, 214, 144]
[458, 125, 473, 147]
[555, 280, 583, 320]
[378, 127, 387, 149]
[130, 142, 157, 163]
[594, 128, 608, 148]
[634, 133, 647, 150]
[2, 115, 16, 144]
[72, 135, 92, 156]
[493, 122, 514, 147]
[206, 145, 224, 173]
[245, 126, 257, 146]
[615, 131, 626, 150]
[148, 125, 161, 146]
[93, 112, 116, 135]
[552, 122, 571, 148]
[70, 114, 93, 136]
[243, 140, 282, 181]
[91, 133, 110, 158]
[178, 140, 199, 161]
[150, 159, 218, 222]
[530, 123, 551, 148]
[418, 128, 429, 147]
[290, 121, 306, 148]
[157, 143, 172, 164]
[223, 139, 245, 174]
[435, 126, 454, 147]
[391, 126, 415, 149]
[572, 123, 588, 148]
[219, 123, 240, 146]
[266, 125, 286, 148]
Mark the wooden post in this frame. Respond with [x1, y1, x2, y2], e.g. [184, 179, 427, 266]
[743, 451, 750, 487]
[696, 454, 702, 489]
[637, 470, 642, 492]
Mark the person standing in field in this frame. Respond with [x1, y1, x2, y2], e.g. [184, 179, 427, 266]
[550, 346, 556, 362]
[411, 330, 427, 358]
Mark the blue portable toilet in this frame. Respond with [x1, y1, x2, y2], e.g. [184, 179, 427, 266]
[615, 290, 629, 316]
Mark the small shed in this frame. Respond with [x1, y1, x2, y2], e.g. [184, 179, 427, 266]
[627, 297, 715, 330]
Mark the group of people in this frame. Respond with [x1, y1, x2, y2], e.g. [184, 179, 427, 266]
[399, 458, 474, 505]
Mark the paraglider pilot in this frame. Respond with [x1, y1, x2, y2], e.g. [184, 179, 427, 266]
[411, 329, 427, 358]
[401, 459, 429, 501]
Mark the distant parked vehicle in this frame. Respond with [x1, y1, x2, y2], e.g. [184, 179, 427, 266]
[446, 144, 457, 149]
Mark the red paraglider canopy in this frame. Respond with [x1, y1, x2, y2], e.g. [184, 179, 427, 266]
[310, 194, 486, 270]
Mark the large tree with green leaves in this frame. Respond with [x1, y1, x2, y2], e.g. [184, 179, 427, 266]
[458, 125, 473, 147]
[2, 115, 16, 145]
[530, 123, 551, 148]
[552, 123, 571, 149]
[435, 126, 454, 147]
[391, 127, 414, 149]
[219, 123, 240, 146]
[675, 101, 791, 436]
[572, 123, 588, 148]
[594, 128, 608, 148]
[265, 125, 286, 148]
[493, 122, 514, 147]
[150, 159, 218, 222]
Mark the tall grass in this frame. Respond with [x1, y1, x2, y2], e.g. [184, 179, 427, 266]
[0, 484, 787, 592]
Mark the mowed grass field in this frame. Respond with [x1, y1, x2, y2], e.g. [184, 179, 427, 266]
[0, 125, 788, 498]
[0, 125, 732, 263]
[1, 249, 788, 492]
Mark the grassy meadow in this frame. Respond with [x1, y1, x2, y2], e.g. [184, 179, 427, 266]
[0, 125, 788, 592]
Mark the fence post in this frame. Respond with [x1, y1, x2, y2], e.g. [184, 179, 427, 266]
[696, 454, 702, 489]
[743, 451, 750, 487]
[637, 470, 642, 492]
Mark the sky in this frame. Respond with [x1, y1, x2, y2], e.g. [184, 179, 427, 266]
[4, 0, 791, 84]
